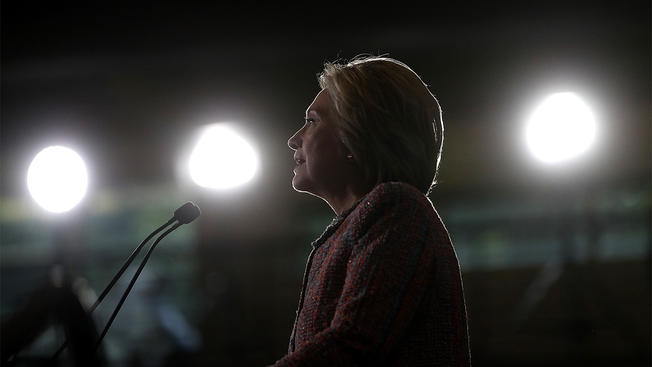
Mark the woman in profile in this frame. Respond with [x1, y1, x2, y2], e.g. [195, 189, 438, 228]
[271, 56, 471, 366]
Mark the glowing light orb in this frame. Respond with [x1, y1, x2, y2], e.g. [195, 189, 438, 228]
[525, 92, 596, 164]
[188, 124, 258, 189]
[27, 146, 89, 213]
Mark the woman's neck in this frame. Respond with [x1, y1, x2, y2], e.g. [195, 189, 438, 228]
[324, 184, 369, 216]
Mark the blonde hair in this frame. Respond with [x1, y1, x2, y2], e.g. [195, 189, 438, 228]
[318, 56, 444, 195]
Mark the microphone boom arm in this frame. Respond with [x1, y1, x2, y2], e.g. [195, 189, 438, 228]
[51, 202, 200, 360]
[51, 217, 176, 359]
[95, 222, 182, 349]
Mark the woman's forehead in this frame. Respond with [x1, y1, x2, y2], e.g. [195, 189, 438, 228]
[305, 89, 333, 116]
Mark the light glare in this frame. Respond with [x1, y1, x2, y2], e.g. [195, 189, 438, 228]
[526, 92, 596, 164]
[27, 146, 89, 213]
[188, 124, 258, 189]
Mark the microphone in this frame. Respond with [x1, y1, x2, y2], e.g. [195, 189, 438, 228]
[52, 202, 200, 359]
[174, 201, 201, 224]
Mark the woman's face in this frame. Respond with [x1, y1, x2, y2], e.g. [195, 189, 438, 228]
[287, 89, 351, 199]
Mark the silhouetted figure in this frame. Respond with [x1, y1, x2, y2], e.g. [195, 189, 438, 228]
[1, 272, 105, 367]
[271, 56, 471, 366]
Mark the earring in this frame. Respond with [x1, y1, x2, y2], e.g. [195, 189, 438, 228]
[346, 154, 353, 159]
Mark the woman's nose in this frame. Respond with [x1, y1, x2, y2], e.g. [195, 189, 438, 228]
[288, 130, 301, 151]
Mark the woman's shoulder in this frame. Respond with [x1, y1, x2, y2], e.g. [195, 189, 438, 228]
[348, 182, 438, 226]
[365, 182, 431, 209]
[368, 181, 426, 199]
[334, 182, 451, 251]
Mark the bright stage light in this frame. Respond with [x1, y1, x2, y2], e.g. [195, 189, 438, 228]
[188, 124, 258, 189]
[525, 92, 596, 164]
[27, 145, 89, 213]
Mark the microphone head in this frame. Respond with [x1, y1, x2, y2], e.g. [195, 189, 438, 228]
[174, 202, 201, 224]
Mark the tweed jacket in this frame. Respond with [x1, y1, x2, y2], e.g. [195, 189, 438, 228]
[272, 182, 471, 366]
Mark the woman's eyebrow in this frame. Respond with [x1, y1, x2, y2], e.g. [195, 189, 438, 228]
[305, 108, 323, 118]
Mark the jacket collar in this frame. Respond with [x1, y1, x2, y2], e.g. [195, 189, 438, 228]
[310, 196, 364, 249]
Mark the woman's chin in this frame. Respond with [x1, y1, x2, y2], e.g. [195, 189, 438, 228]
[292, 180, 307, 193]
[292, 177, 314, 195]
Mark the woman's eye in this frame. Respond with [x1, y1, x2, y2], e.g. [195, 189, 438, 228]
[305, 118, 316, 125]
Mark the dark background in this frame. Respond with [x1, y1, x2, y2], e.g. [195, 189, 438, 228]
[1, 2, 650, 366]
